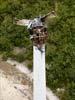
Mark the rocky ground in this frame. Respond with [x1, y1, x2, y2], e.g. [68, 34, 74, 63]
[0, 60, 32, 100]
[0, 59, 59, 100]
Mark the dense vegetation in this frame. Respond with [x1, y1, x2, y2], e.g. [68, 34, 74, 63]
[0, 0, 75, 99]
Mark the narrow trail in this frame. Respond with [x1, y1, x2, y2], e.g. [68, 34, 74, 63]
[7, 59, 59, 100]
